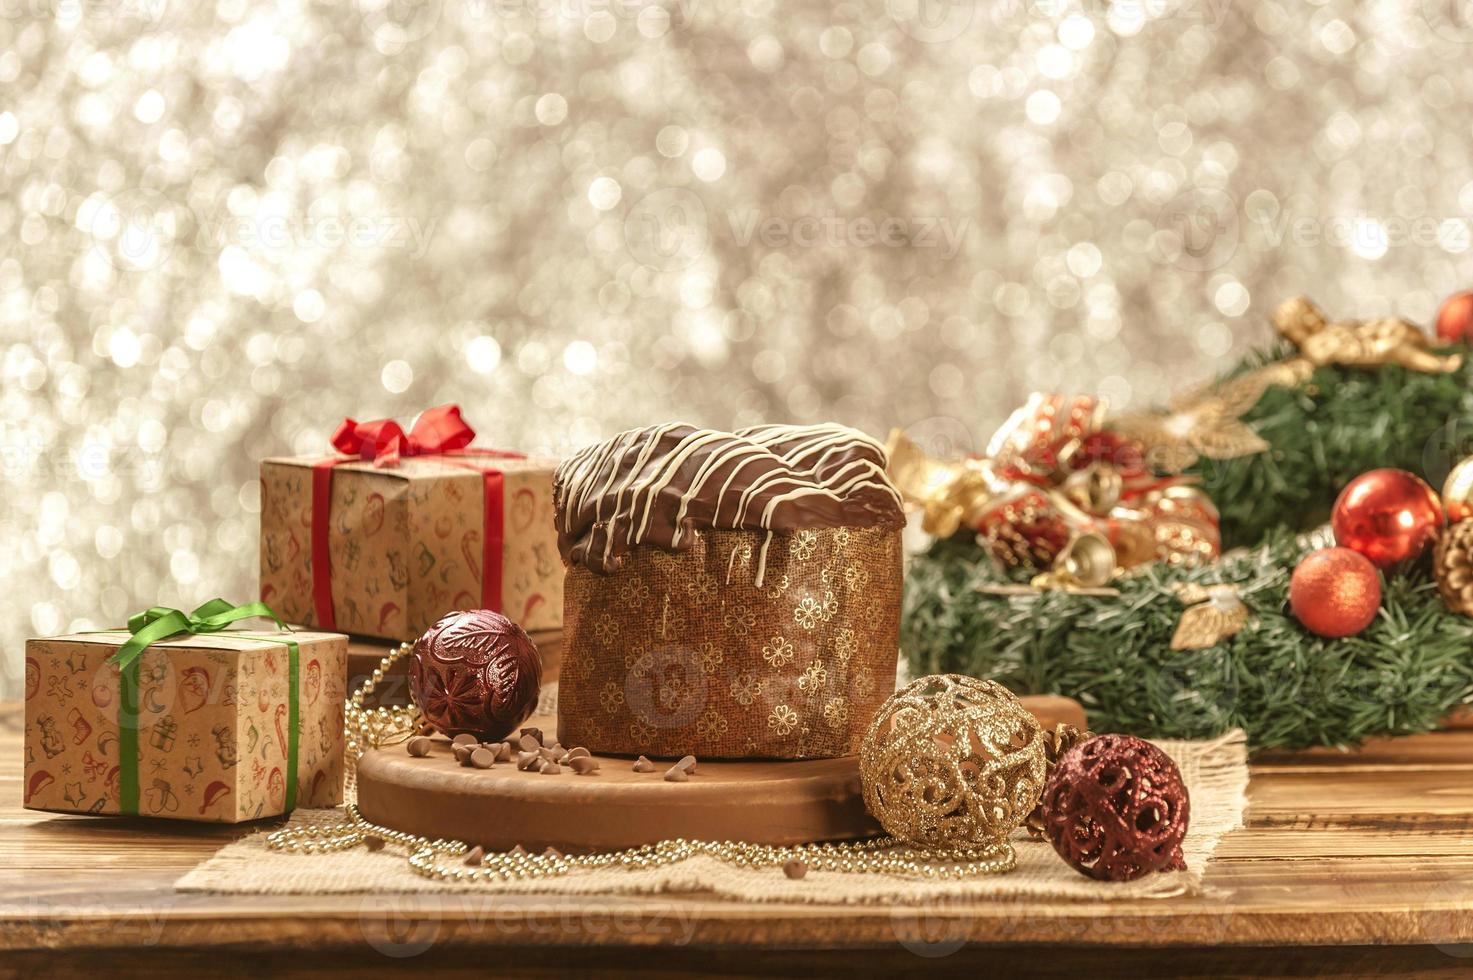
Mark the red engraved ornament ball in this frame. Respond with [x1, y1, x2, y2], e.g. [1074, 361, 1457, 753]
[1041, 734, 1190, 882]
[409, 609, 543, 740]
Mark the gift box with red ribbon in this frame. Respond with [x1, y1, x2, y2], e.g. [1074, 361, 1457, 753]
[259, 405, 563, 642]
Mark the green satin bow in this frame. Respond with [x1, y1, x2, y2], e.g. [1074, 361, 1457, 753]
[110, 599, 297, 817]
[109, 598, 288, 671]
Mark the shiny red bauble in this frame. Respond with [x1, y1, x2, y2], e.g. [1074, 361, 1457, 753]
[1331, 469, 1444, 568]
[1435, 291, 1473, 344]
[408, 609, 542, 740]
[1289, 547, 1382, 638]
[1040, 734, 1190, 882]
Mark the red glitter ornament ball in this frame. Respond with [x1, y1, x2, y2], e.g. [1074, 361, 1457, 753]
[1289, 547, 1382, 638]
[1435, 291, 1473, 344]
[1331, 469, 1444, 568]
[1041, 734, 1190, 882]
[408, 609, 542, 740]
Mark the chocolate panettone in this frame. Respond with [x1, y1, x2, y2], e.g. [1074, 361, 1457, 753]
[553, 423, 906, 759]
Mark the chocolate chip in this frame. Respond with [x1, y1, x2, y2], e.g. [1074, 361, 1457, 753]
[510, 844, 527, 855]
[537, 746, 556, 761]
[517, 751, 541, 771]
[518, 733, 542, 752]
[463, 846, 484, 867]
[470, 747, 496, 769]
[540, 760, 562, 775]
[632, 756, 656, 773]
[543, 846, 563, 859]
[452, 733, 478, 747]
[567, 756, 599, 774]
[663, 766, 688, 782]
[452, 744, 474, 764]
[676, 754, 698, 774]
[783, 859, 807, 880]
[519, 727, 544, 745]
[405, 736, 432, 757]
[492, 742, 513, 762]
[363, 835, 386, 851]
[566, 746, 591, 760]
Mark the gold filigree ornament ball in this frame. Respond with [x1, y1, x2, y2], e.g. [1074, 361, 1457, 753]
[859, 675, 1047, 856]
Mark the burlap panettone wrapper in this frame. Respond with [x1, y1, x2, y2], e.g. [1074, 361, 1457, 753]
[556, 525, 903, 759]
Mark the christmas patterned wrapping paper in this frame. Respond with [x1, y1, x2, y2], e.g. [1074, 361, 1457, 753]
[260, 454, 563, 642]
[24, 629, 346, 823]
[557, 525, 903, 759]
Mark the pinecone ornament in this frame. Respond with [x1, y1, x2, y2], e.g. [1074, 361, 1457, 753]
[1435, 520, 1473, 616]
[1024, 723, 1094, 839]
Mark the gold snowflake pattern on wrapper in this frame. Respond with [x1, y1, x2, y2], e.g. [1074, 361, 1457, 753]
[859, 675, 1047, 852]
[556, 525, 902, 759]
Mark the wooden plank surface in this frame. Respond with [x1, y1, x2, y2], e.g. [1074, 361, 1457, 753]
[7, 697, 1473, 975]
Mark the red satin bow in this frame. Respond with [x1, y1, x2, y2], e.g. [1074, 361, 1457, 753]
[312, 403, 523, 632]
[330, 404, 476, 467]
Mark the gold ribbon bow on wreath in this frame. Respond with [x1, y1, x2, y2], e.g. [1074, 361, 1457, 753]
[889, 296, 1465, 589]
[887, 394, 1223, 588]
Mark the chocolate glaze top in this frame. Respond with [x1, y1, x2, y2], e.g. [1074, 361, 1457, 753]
[554, 422, 905, 577]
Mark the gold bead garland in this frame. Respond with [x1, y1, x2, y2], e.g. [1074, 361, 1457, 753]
[341, 641, 423, 796]
[269, 803, 1017, 882]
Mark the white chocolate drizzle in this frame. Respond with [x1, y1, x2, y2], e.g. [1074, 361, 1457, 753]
[554, 422, 903, 577]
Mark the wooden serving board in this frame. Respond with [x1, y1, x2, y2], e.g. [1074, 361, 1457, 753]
[354, 695, 1087, 852]
[356, 713, 879, 851]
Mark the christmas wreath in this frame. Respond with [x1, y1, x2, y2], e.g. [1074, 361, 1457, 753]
[896, 295, 1473, 750]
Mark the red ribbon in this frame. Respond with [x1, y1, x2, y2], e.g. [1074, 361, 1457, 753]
[309, 405, 524, 631]
[329, 403, 476, 467]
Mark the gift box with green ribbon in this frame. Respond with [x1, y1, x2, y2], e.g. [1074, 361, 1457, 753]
[23, 600, 347, 823]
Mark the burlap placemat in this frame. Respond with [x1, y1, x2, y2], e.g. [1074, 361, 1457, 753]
[176, 730, 1247, 903]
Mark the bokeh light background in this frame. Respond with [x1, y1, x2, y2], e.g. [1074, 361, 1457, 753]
[5, 0, 1473, 694]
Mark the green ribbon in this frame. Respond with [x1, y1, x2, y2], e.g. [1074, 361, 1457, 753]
[109, 599, 298, 817]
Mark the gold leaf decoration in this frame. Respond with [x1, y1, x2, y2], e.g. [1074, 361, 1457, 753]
[1111, 368, 1287, 473]
[1170, 583, 1250, 651]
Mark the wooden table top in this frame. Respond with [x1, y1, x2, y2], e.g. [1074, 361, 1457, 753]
[7, 697, 1473, 976]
